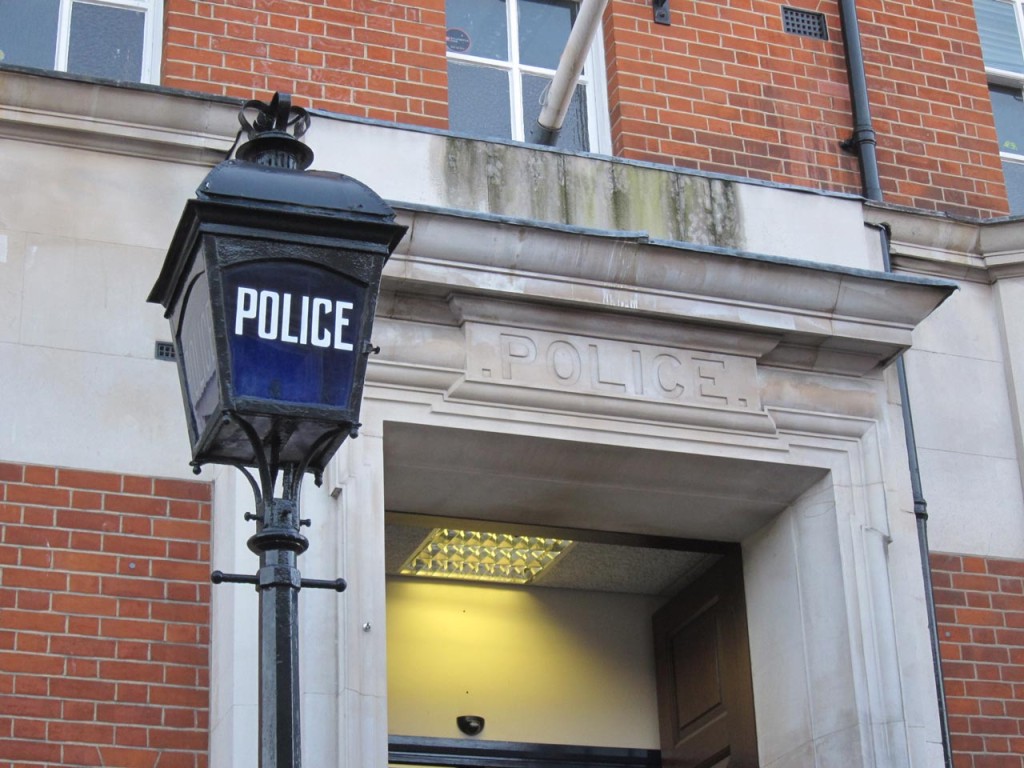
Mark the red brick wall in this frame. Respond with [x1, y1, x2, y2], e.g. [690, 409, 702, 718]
[603, 0, 860, 193]
[159, 0, 1009, 217]
[0, 462, 211, 768]
[162, 0, 448, 128]
[859, 0, 1008, 215]
[603, 0, 1008, 217]
[931, 553, 1024, 768]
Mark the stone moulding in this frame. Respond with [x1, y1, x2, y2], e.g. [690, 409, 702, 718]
[0, 67, 237, 165]
[864, 201, 1024, 282]
[385, 204, 958, 380]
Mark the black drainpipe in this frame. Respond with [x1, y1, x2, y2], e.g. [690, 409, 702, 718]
[838, 0, 883, 202]
[879, 227, 955, 768]
[838, 2, 954, 766]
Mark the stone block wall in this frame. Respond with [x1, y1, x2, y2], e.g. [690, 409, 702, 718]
[932, 553, 1024, 768]
[0, 462, 211, 768]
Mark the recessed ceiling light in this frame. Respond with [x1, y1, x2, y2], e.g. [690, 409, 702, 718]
[399, 528, 574, 584]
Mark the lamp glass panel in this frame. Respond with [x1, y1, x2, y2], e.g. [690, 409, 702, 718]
[177, 271, 220, 440]
[223, 259, 367, 408]
[400, 529, 573, 584]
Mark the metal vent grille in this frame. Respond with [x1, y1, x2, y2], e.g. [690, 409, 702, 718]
[155, 341, 177, 361]
[782, 7, 828, 40]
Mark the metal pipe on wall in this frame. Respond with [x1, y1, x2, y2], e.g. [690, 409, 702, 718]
[838, 0, 883, 202]
[879, 226, 955, 768]
[537, 0, 610, 140]
[840, 0, 955, 759]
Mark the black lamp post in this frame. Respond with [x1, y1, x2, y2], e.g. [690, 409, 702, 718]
[148, 93, 406, 768]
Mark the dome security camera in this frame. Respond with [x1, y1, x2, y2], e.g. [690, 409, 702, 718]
[456, 715, 485, 736]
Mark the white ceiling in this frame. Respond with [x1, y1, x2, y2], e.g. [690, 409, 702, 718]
[383, 423, 826, 542]
[382, 423, 827, 595]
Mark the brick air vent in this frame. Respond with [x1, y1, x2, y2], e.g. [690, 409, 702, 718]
[782, 7, 829, 40]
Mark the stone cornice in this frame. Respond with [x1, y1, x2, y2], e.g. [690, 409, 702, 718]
[864, 202, 1024, 282]
[0, 68, 237, 165]
[387, 205, 957, 376]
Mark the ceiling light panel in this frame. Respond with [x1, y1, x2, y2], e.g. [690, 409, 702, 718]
[399, 528, 573, 584]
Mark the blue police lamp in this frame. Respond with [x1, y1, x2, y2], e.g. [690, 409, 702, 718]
[147, 93, 406, 768]
[148, 93, 405, 479]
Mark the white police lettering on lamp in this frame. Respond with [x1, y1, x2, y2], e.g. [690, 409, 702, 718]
[235, 287, 354, 351]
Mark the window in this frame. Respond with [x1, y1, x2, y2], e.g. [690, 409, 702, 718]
[445, 0, 610, 153]
[975, 0, 1024, 213]
[0, 0, 162, 84]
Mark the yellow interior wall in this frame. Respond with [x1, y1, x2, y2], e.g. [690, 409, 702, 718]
[385, 577, 663, 748]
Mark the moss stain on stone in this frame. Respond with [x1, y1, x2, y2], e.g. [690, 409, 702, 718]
[441, 138, 483, 211]
[440, 136, 743, 249]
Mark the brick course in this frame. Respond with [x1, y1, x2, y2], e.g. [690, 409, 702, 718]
[932, 553, 1024, 768]
[0, 462, 211, 768]
[603, 0, 1007, 216]
[162, 0, 448, 128]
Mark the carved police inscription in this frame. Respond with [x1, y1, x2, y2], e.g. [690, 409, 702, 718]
[464, 325, 763, 411]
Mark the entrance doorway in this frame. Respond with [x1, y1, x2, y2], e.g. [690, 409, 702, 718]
[384, 515, 757, 767]
[381, 422, 827, 767]
[653, 552, 757, 767]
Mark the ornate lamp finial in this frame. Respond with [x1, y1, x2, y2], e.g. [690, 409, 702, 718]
[235, 92, 314, 170]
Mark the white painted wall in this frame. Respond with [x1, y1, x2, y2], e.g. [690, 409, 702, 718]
[385, 578, 662, 749]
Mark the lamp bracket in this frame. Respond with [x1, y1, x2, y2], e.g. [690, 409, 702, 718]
[653, 0, 670, 25]
[208, 413, 351, 596]
[211, 570, 347, 592]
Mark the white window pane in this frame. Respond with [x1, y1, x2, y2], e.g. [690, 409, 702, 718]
[0, 0, 59, 69]
[448, 60, 513, 140]
[67, 1, 145, 82]
[522, 73, 588, 151]
[990, 84, 1024, 153]
[519, 0, 575, 70]
[1002, 160, 1024, 214]
[446, 0, 508, 62]
[975, 0, 1024, 74]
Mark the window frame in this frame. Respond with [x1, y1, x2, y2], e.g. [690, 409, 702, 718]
[6, 0, 163, 85]
[445, 0, 611, 154]
[977, 0, 1024, 210]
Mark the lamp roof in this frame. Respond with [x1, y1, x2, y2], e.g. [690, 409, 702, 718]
[196, 159, 397, 221]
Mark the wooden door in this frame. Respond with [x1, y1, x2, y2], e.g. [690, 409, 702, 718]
[652, 552, 758, 768]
